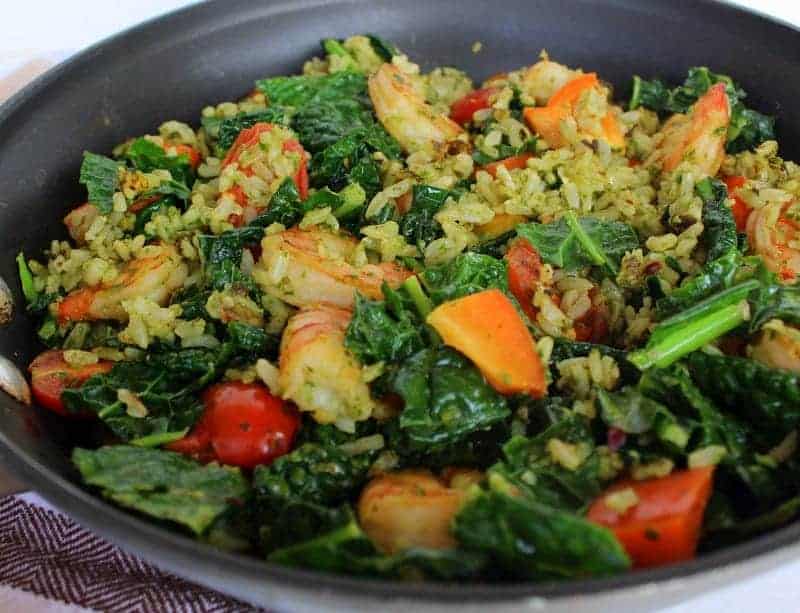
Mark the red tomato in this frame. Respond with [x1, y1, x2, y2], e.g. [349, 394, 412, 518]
[29, 350, 113, 416]
[505, 238, 543, 321]
[587, 467, 715, 568]
[168, 382, 300, 468]
[723, 175, 751, 232]
[450, 87, 499, 126]
[221, 123, 309, 200]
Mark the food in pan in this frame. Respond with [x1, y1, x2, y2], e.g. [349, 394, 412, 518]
[14, 34, 800, 581]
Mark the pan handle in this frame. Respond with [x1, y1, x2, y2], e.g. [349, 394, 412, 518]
[0, 463, 26, 496]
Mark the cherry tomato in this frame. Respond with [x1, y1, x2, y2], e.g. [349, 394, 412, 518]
[221, 123, 309, 200]
[450, 87, 499, 126]
[723, 175, 751, 232]
[505, 238, 543, 321]
[29, 350, 113, 416]
[168, 382, 300, 468]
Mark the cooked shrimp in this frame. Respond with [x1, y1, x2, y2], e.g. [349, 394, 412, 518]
[64, 203, 100, 244]
[253, 227, 413, 309]
[58, 245, 188, 322]
[520, 59, 580, 106]
[369, 63, 465, 155]
[279, 305, 374, 430]
[750, 320, 800, 373]
[645, 83, 730, 176]
[357, 469, 482, 554]
[747, 200, 800, 281]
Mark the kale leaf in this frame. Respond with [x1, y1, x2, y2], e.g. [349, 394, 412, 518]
[79, 152, 122, 213]
[268, 508, 485, 579]
[420, 252, 508, 305]
[398, 185, 451, 248]
[596, 387, 689, 452]
[453, 487, 630, 579]
[392, 346, 510, 445]
[62, 325, 273, 443]
[517, 213, 639, 276]
[256, 71, 374, 154]
[252, 440, 377, 552]
[685, 352, 800, 439]
[197, 226, 264, 292]
[345, 287, 427, 365]
[310, 124, 400, 198]
[697, 178, 737, 263]
[124, 138, 194, 187]
[655, 250, 741, 318]
[73, 446, 248, 535]
[490, 414, 603, 511]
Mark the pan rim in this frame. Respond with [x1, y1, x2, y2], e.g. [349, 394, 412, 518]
[2, 0, 800, 603]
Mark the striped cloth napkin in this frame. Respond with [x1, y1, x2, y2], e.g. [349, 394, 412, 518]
[0, 494, 263, 612]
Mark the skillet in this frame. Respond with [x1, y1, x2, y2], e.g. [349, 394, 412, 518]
[2, 0, 800, 609]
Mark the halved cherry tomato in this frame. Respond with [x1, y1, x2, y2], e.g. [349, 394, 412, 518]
[29, 350, 113, 416]
[480, 153, 534, 178]
[723, 175, 751, 232]
[167, 382, 300, 468]
[505, 238, 543, 321]
[221, 123, 309, 200]
[450, 87, 499, 126]
[164, 143, 201, 169]
[573, 288, 610, 344]
[587, 466, 715, 568]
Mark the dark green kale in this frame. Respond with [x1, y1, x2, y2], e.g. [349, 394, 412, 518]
[596, 387, 689, 453]
[256, 71, 374, 154]
[345, 287, 427, 365]
[79, 152, 122, 213]
[391, 346, 510, 445]
[398, 185, 451, 248]
[685, 352, 800, 440]
[62, 324, 273, 443]
[268, 508, 485, 579]
[655, 250, 741, 318]
[252, 440, 377, 552]
[628, 67, 775, 153]
[309, 124, 401, 199]
[697, 178, 737, 263]
[420, 252, 508, 305]
[124, 137, 194, 187]
[197, 226, 264, 292]
[453, 487, 630, 579]
[367, 35, 398, 61]
[73, 446, 248, 535]
[516, 213, 639, 276]
[490, 414, 603, 511]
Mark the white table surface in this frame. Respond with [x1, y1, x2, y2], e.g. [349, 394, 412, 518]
[1, 1, 799, 611]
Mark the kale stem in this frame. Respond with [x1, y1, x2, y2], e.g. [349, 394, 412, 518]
[130, 428, 190, 448]
[628, 300, 750, 370]
[403, 276, 434, 318]
[563, 211, 613, 274]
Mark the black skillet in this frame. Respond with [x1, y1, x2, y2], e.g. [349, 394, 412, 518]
[1, 1, 800, 610]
